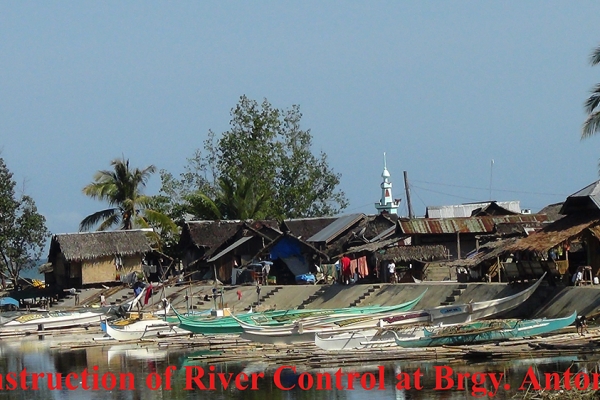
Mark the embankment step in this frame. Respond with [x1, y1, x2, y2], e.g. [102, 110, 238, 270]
[244, 286, 280, 310]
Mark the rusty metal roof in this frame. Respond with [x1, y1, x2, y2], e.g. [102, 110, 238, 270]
[398, 214, 548, 235]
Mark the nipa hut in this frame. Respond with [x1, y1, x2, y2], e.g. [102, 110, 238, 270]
[45, 229, 155, 289]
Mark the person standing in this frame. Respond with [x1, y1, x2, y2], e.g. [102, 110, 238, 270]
[340, 255, 352, 285]
[388, 261, 396, 284]
[100, 294, 106, 307]
[256, 282, 261, 305]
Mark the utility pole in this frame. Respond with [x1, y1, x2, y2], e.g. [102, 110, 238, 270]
[404, 171, 414, 219]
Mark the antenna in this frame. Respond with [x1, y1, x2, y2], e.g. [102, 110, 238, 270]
[383, 152, 387, 169]
[489, 159, 494, 200]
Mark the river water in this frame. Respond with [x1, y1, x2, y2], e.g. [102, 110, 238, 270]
[0, 334, 597, 399]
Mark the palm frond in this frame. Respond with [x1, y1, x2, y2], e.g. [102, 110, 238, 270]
[584, 84, 600, 114]
[135, 195, 154, 210]
[591, 45, 600, 66]
[582, 111, 600, 139]
[79, 208, 118, 231]
[142, 209, 179, 232]
[186, 192, 222, 220]
[100, 213, 121, 231]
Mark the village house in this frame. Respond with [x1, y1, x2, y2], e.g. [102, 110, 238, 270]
[430, 181, 600, 284]
[503, 180, 600, 284]
[43, 229, 155, 289]
[179, 220, 282, 283]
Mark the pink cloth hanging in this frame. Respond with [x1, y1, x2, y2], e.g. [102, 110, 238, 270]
[357, 256, 369, 278]
[350, 259, 358, 276]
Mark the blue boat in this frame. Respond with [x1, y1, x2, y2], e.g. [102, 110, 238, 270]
[393, 311, 577, 348]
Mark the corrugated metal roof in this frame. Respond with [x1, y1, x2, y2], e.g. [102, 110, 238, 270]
[307, 213, 365, 244]
[560, 180, 600, 214]
[426, 201, 521, 218]
[398, 215, 547, 235]
[207, 236, 253, 262]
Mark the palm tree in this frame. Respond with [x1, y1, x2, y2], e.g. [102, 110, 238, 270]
[80, 157, 175, 232]
[583, 44, 600, 139]
[186, 175, 271, 220]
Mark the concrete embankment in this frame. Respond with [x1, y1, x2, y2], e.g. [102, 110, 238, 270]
[53, 279, 600, 320]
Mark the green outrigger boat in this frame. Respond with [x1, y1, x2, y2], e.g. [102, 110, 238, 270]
[392, 311, 577, 348]
[174, 289, 427, 335]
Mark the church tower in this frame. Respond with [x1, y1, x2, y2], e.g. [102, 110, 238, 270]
[375, 153, 399, 215]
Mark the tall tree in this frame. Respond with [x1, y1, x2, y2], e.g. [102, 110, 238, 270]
[158, 95, 348, 220]
[0, 157, 49, 288]
[583, 44, 600, 139]
[80, 157, 176, 239]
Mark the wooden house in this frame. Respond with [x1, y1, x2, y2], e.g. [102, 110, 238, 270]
[436, 182, 600, 283]
[397, 214, 548, 260]
[505, 180, 600, 283]
[45, 229, 155, 289]
[180, 220, 281, 283]
[179, 220, 241, 271]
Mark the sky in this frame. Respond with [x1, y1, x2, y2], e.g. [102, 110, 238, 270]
[2, 2, 600, 236]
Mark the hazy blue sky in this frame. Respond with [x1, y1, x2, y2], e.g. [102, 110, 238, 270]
[2, 2, 600, 236]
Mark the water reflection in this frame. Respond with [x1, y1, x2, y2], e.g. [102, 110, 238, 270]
[0, 337, 597, 399]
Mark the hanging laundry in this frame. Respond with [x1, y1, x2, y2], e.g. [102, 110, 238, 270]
[348, 258, 357, 275]
[356, 256, 369, 278]
[144, 284, 153, 305]
[114, 255, 123, 269]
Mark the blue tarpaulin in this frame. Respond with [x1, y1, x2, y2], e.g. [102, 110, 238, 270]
[295, 274, 315, 284]
[0, 297, 19, 307]
[270, 237, 302, 260]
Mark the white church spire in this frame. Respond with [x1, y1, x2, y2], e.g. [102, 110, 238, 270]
[375, 152, 399, 215]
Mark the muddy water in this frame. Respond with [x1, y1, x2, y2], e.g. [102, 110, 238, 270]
[0, 335, 597, 399]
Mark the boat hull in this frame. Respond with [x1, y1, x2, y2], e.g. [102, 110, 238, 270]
[314, 277, 547, 350]
[105, 319, 179, 341]
[0, 311, 105, 333]
[394, 312, 577, 348]
[175, 289, 428, 335]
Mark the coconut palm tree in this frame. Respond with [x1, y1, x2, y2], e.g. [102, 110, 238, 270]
[583, 44, 600, 139]
[80, 157, 175, 232]
[186, 175, 271, 220]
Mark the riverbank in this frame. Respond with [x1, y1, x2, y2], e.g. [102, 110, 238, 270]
[49, 280, 600, 321]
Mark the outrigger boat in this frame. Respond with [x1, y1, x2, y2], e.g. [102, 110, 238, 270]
[104, 317, 181, 341]
[0, 309, 108, 334]
[310, 275, 545, 349]
[392, 311, 577, 347]
[174, 289, 427, 335]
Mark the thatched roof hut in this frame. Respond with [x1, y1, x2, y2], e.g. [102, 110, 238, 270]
[181, 220, 244, 252]
[49, 229, 155, 262]
[508, 212, 600, 253]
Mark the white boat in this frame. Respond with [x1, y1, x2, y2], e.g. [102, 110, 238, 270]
[0, 310, 106, 333]
[314, 275, 546, 350]
[105, 317, 180, 341]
